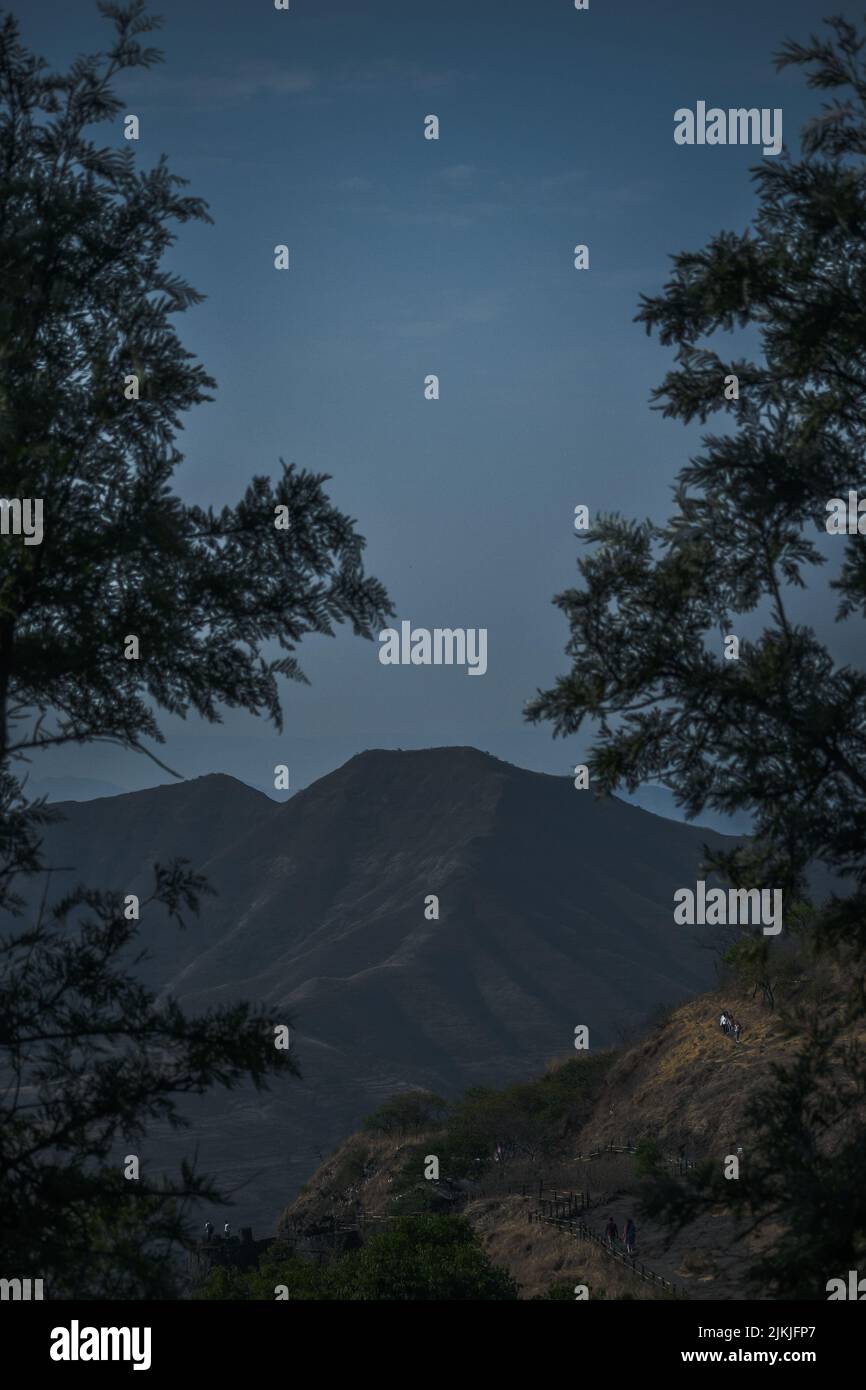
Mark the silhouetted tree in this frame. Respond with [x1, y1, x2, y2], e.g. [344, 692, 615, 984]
[527, 18, 866, 933]
[527, 14, 866, 1297]
[0, 2, 392, 1297]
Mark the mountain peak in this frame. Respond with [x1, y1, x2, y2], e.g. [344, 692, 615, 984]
[33, 743, 731, 1232]
[342, 745, 518, 771]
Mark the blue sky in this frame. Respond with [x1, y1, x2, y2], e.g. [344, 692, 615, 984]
[17, 0, 862, 806]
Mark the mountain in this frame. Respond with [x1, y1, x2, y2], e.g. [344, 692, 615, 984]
[277, 981, 798, 1300]
[29, 775, 127, 802]
[32, 747, 735, 1232]
[617, 782, 753, 834]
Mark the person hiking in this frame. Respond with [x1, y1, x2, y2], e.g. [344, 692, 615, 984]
[623, 1217, 636, 1254]
[734, 1021, 742, 1042]
[604, 1216, 618, 1247]
[720, 1012, 728, 1032]
[204, 1221, 213, 1241]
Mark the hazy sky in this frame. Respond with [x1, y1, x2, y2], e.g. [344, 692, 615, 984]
[18, 0, 862, 800]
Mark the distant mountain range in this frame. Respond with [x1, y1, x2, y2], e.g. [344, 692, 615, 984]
[617, 782, 753, 834]
[28, 765, 751, 834]
[28, 775, 128, 802]
[26, 772, 288, 805]
[29, 747, 734, 1232]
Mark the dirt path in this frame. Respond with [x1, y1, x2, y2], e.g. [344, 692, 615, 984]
[583, 1201, 749, 1300]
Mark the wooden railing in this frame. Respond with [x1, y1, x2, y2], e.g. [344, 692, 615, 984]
[529, 1207, 688, 1298]
[283, 1142, 696, 1298]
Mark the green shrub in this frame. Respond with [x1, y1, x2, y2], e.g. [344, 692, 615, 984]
[362, 1090, 448, 1136]
[634, 1137, 664, 1178]
[197, 1214, 518, 1301]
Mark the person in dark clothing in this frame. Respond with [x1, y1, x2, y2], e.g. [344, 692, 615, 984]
[623, 1217, 636, 1254]
[604, 1216, 618, 1247]
[204, 1221, 213, 1241]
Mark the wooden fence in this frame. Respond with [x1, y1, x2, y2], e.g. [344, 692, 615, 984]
[530, 1207, 688, 1299]
[289, 1141, 695, 1297]
[574, 1140, 696, 1175]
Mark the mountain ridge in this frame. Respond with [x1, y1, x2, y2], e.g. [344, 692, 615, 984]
[24, 745, 734, 1230]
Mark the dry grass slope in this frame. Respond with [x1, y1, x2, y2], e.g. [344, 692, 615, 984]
[466, 1196, 668, 1299]
[578, 989, 797, 1158]
[278, 974, 860, 1299]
